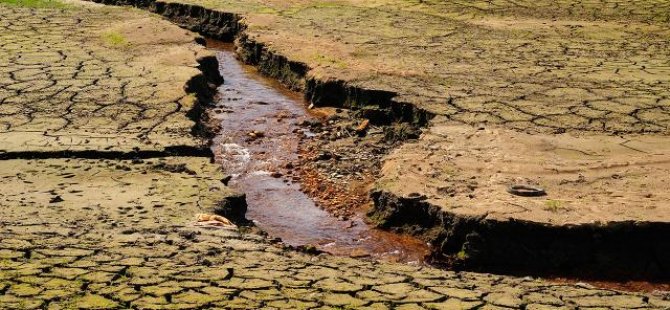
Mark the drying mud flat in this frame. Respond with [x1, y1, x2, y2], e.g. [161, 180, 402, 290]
[1, 0, 670, 309]
[372, 121, 670, 278]
[91, 0, 669, 279]
[133, 0, 670, 279]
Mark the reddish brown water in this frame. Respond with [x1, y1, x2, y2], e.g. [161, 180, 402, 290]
[209, 44, 430, 264]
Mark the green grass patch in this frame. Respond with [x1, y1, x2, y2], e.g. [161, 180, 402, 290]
[543, 199, 566, 212]
[0, 0, 69, 9]
[309, 53, 348, 69]
[100, 31, 128, 47]
[255, 6, 278, 15]
[456, 249, 469, 260]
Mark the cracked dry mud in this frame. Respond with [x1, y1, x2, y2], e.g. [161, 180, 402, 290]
[2, 1, 670, 309]
[0, 3, 216, 153]
[149, 0, 670, 134]
[125, 0, 670, 276]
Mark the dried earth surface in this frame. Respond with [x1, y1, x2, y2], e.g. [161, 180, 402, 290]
[0, 0, 222, 153]
[2, 0, 670, 309]
[144, 0, 670, 133]
[128, 0, 670, 277]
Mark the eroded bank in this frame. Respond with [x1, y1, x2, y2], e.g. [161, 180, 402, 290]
[209, 43, 429, 263]
[85, 0, 670, 282]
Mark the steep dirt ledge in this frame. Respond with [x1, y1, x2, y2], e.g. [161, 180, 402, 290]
[370, 118, 670, 279]
[87, 0, 435, 127]
[0, 3, 223, 156]
[3, 1, 670, 307]
[87, 0, 670, 134]
[82, 0, 670, 280]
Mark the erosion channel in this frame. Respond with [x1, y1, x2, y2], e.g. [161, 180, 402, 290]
[209, 43, 430, 264]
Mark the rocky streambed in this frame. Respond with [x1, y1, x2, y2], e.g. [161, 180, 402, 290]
[209, 42, 429, 263]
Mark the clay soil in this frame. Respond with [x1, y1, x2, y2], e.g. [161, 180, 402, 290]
[380, 119, 670, 226]
[4, 0, 670, 306]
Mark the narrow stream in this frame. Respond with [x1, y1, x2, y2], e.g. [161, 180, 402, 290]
[209, 43, 429, 264]
[204, 44, 670, 293]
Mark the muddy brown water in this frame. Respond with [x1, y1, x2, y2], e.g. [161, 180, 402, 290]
[209, 44, 429, 264]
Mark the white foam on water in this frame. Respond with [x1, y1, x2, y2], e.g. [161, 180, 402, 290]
[249, 170, 272, 176]
[219, 143, 250, 161]
[217, 143, 251, 171]
[322, 242, 337, 248]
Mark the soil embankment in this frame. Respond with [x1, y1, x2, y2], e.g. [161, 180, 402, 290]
[209, 45, 429, 262]
[85, 0, 670, 281]
[2, 0, 670, 307]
